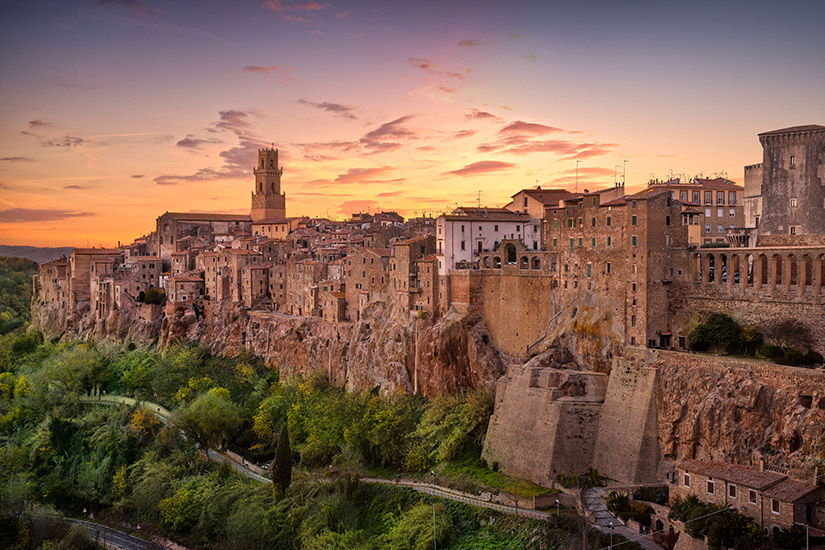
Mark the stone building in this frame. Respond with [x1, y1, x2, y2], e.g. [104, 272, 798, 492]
[69, 248, 124, 309]
[251, 147, 287, 222]
[115, 256, 162, 301]
[36, 257, 70, 309]
[156, 212, 251, 265]
[390, 235, 436, 315]
[321, 290, 347, 323]
[748, 125, 825, 237]
[166, 274, 205, 303]
[241, 264, 270, 308]
[344, 247, 391, 321]
[671, 460, 821, 532]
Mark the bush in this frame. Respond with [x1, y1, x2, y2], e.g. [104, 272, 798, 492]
[758, 344, 785, 360]
[778, 348, 805, 366]
[689, 314, 741, 354]
[802, 350, 824, 366]
[144, 287, 165, 305]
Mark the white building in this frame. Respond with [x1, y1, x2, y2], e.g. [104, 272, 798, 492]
[435, 208, 540, 276]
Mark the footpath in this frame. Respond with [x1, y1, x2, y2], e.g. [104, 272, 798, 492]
[81, 393, 664, 550]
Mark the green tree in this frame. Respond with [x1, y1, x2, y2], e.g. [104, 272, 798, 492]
[175, 387, 241, 449]
[143, 287, 164, 305]
[689, 314, 741, 354]
[272, 423, 292, 497]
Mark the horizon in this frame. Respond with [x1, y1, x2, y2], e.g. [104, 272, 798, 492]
[2, 0, 824, 247]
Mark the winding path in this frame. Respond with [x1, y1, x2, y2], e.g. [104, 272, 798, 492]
[80, 392, 664, 550]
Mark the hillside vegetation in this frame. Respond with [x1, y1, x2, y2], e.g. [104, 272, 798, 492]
[0, 256, 38, 335]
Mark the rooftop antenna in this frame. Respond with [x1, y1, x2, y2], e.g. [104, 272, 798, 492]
[576, 160, 581, 194]
[477, 190, 481, 209]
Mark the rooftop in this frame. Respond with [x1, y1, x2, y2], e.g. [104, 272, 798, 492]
[160, 212, 251, 222]
[758, 124, 825, 136]
[679, 460, 794, 492]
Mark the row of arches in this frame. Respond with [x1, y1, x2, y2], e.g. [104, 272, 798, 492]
[694, 251, 825, 294]
[480, 254, 542, 270]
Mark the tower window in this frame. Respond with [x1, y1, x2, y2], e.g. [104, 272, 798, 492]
[789, 155, 795, 167]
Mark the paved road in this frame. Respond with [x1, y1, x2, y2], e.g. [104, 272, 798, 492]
[64, 517, 157, 550]
[583, 488, 661, 550]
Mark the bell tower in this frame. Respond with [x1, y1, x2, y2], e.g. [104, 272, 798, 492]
[251, 147, 287, 222]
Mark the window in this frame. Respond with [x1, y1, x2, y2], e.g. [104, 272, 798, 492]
[790, 198, 798, 208]
[789, 155, 795, 167]
[564, 263, 569, 272]
[707, 480, 715, 494]
[607, 216, 611, 227]
[729, 484, 737, 499]
[460, 241, 465, 250]
[729, 192, 736, 205]
[461, 224, 465, 233]
[749, 490, 757, 504]
[632, 235, 637, 246]
[587, 263, 592, 277]
[717, 191, 724, 204]
[790, 226, 798, 235]
[570, 238, 574, 251]
[607, 236, 612, 246]
[771, 499, 780, 514]
[632, 215, 637, 226]
[717, 224, 723, 233]
[516, 225, 520, 232]
[592, 217, 596, 227]
[578, 237, 583, 247]
[666, 215, 671, 226]
[523, 197, 528, 207]
[553, 238, 557, 247]
[705, 191, 712, 204]
[705, 208, 712, 217]
[631, 315, 636, 327]
[705, 224, 711, 233]
[494, 224, 499, 231]
[729, 208, 735, 217]
[592, 238, 596, 247]
[632, 201, 637, 209]
[606, 262, 611, 274]
[717, 208, 723, 217]
[553, 218, 558, 229]
[693, 191, 700, 203]
[684, 473, 691, 487]
[680, 191, 688, 201]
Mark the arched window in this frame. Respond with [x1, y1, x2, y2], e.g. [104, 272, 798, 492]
[493, 257, 502, 269]
[270, 159, 274, 168]
[520, 256, 528, 269]
[271, 182, 275, 192]
[532, 257, 540, 270]
[506, 244, 516, 264]
[483, 257, 491, 269]
[261, 159, 265, 168]
[707, 254, 715, 282]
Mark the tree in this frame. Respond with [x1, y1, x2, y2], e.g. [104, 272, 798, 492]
[689, 314, 741, 354]
[175, 387, 241, 449]
[271, 423, 292, 497]
[762, 318, 813, 352]
[144, 287, 164, 305]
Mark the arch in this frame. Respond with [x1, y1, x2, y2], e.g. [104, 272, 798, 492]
[483, 256, 491, 269]
[269, 159, 274, 168]
[746, 254, 754, 286]
[506, 244, 517, 264]
[261, 158, 265, 168]
[719, 254, 728, 284]
[655, 519, 664, 533]
[789, 254, 798, 286]
[707, 254, 715, 283]
[532, 257, 540, 270]
[493, 257, 502, 269]
[803, 254, 812, 288]
[270, 182, 275, 192]
[695, 254, 703, 282]
[773, 254, 783, 288]
[732, 255, 741, 286]
[259, 182, 263, 193]
[520, 256, 529, 269]
[759, 254, 768, 287]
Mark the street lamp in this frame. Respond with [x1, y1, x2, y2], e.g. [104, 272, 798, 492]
[431, 471, 437, 550]
[609, 521, 614, 550]
[555, 498, 560, 526]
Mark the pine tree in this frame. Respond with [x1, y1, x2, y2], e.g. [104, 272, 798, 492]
[271, 423, 292, 497]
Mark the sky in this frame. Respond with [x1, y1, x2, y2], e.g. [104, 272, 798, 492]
[1, 0, 824, 247]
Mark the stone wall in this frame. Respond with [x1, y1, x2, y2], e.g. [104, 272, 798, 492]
[593, 359, 661, 484]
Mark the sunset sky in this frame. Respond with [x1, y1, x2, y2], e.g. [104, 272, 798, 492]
[1, 0, 824, 247]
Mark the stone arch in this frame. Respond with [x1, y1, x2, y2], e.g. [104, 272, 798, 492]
[520, 256, 529, 269]
[802, 254, 813, 288]
[789, 254, 798, 287]
[746, 254, 754, 286]
[773, 254, 783, 288]
[759, 253, 768, 287]
[532, 257, 540, 270]
[732, 254, 741, 285]
[483, 256, 491, 269]
[719, 254, 728, 284]
[695, 254, 703, 282]
[506, 244, 517, 264]
[493, 256, 502, 269]
[707, 253, 715, 283]
[270, 182, 275, 192]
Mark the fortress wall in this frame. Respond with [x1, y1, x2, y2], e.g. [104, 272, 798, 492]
[593, 359, 660, 484]
[478, 273, 555, 357]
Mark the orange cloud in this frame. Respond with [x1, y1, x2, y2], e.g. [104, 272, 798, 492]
[442, 160, 517, 177]
[0, 208, 94, 222]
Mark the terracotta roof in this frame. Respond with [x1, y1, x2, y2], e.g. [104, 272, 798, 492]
[511, 188, 578, 204]
[328, 291, 346, 299]
[758, 124, 825, 136]
[599, 197, 627, 207]
[761, 477, 820, 503]
[72, 248, 122, 255]
[366, 247, 392, 257]
[679, 460, 786, 490]
[172, 275, 204, 283]
[161, 212, 251, 221]
[418, 254, 438, 261]
[395, 235, 429, 245]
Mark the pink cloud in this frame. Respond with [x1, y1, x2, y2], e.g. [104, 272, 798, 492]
[498, 120, 565, 135]
[338, 199, 378, 215]
[458, 39, 484, 47]
[335, 166, 393, 184]
[442, 160, 517, 177]
[466, 108, 501, 121]
[453, 130, 476, 139]
[407, 58, 466, 80]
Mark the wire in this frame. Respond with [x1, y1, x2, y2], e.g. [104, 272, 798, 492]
[593, 506, 732, 550]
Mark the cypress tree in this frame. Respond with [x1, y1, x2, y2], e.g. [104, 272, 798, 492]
[271, 423, 292, 497]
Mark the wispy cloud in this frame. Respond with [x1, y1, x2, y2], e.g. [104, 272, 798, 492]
[42, 136, 86, 148]
[359, 115, 417, 153]
[453, 130, 476, 139]
[64, 185, 95, 190]
[0, 156, 33, 162]
[466, 108, 501, 122]
[261, 0, 330, 21]
[458, 39, 484, 47]
[442, 160, 517, 177]
[0, 208, 94, 222]
[334, 166, 403, 184]
[176, 135, 223, 149]
[407, 58, 466, 80]
[242, 64, 296, 81]
[29, 119, 54, 128]
[521, 53, 537, 64]
[337, 199, 378, 215]
[499, 121, 565, 135]
[298, 99, 358, 119]
[131, 174, 144, 178]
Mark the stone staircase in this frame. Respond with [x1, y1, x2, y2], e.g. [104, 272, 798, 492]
[583, 487, 622, 528]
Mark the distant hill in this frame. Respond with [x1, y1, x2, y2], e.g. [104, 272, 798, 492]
[0, 245, 74, 264]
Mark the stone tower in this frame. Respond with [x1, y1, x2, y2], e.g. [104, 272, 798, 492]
[758, 125, 825, 235]
[251, 147, 287, 222]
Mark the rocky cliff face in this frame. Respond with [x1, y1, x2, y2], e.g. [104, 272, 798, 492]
[156, 300, 507, 396]
[655, 352, 825, 476]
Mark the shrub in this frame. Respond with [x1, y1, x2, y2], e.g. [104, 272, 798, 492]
[778, 348, 805, 366]
[144, 287, 164, 305]
[689, 314, 741, 354]
[758, 344, 785, 360]
[802, 350, 824, 365]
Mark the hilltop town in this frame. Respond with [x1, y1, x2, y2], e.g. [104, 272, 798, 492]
[30, 125, 825, 529]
